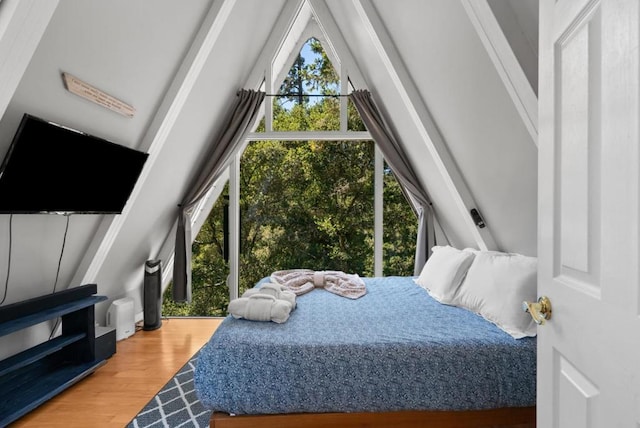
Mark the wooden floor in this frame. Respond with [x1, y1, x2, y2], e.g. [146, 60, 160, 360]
[10, 317, 223, 428]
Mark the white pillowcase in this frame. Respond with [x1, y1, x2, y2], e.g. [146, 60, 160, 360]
[414, 245, 475, 304]
[452, 250, 538, 339]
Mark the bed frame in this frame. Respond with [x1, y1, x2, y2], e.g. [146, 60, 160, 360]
[210, 406, 536, 428]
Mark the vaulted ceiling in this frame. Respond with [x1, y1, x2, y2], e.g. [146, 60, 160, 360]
[0, 0, 538, 328]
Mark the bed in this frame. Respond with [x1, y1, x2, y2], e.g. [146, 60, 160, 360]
[194, 271, 537, 428]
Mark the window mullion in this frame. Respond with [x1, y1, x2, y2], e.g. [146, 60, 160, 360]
[228, 152, 241, 302]
[265, 66, 273, 132]
[340, 67, 348, 132]
[374, 144, 383, 276]
[247, 131, 371, 141]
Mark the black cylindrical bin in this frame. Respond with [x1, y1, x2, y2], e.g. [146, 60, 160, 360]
[143, 259, 162, 331]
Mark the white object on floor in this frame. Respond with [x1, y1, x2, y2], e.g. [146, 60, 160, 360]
[106, 297, 135, 340]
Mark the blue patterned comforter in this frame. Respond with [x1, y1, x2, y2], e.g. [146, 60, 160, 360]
[194, 276, 536, 415]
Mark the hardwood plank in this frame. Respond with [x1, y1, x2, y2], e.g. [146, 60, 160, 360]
[10, 317, 222, 428]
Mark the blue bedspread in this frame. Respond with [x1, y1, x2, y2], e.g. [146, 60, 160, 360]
[194, 276, 536, 415]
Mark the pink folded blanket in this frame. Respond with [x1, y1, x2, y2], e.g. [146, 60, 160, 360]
[270, 269, 367, 299]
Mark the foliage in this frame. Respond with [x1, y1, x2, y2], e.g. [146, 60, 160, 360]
[162, 193, 231, 316]
[383, 168, 418, 275]
[163, 38, 416, 317]
[238, 139, 376, 294]
[278, 38, 339, 107]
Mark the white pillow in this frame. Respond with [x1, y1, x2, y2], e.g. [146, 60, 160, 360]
[453, 250, 537, 339]
[414, 245, 476, 304]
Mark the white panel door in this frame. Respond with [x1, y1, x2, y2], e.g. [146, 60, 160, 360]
[538, 0, 640, 426]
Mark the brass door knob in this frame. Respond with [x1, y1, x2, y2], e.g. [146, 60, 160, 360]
[522, 296, 552, 325]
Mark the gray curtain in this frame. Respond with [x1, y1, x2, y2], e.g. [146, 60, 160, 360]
[173, 89, 265, 302]
[350, 89, 435, 275]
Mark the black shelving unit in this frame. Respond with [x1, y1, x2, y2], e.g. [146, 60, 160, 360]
[0, 284, 107, 426]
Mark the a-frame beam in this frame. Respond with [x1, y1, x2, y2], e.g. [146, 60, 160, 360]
[350, 0, 498, 251]
[0, 0, 59, 120]
[244, 0, 305, 92]
[75, 0, 239, 286]
[461, 0, 538, 145]
[306, 0, 367, 90]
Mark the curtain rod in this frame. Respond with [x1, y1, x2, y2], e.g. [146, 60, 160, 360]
[265, 93, 351, 97]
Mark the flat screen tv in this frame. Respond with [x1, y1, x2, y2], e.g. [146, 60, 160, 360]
[0, 114, 149, 214]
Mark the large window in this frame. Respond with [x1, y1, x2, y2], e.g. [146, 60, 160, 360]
[163, 37, 417, 316]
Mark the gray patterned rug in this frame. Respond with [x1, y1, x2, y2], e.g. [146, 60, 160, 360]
[126, 351, 211, 428]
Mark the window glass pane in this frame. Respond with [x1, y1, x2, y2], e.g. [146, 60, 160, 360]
[239, 140, 375, 294]
[273, 95, 340, 131]
[347, 97, 366, 132]
[382, 163, 417, 275]
[162, 184, 231, 316]
[272, 38, 341, 132]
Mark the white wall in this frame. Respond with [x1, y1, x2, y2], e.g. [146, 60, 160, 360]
[487, 0, 538, 94]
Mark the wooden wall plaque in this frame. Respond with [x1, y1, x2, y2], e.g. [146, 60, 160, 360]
[62, 72, 135, 118]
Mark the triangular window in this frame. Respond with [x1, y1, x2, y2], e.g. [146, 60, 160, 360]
[272, 37, 341, 131]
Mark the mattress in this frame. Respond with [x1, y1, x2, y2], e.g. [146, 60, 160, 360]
[194, 276, 536, 415]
